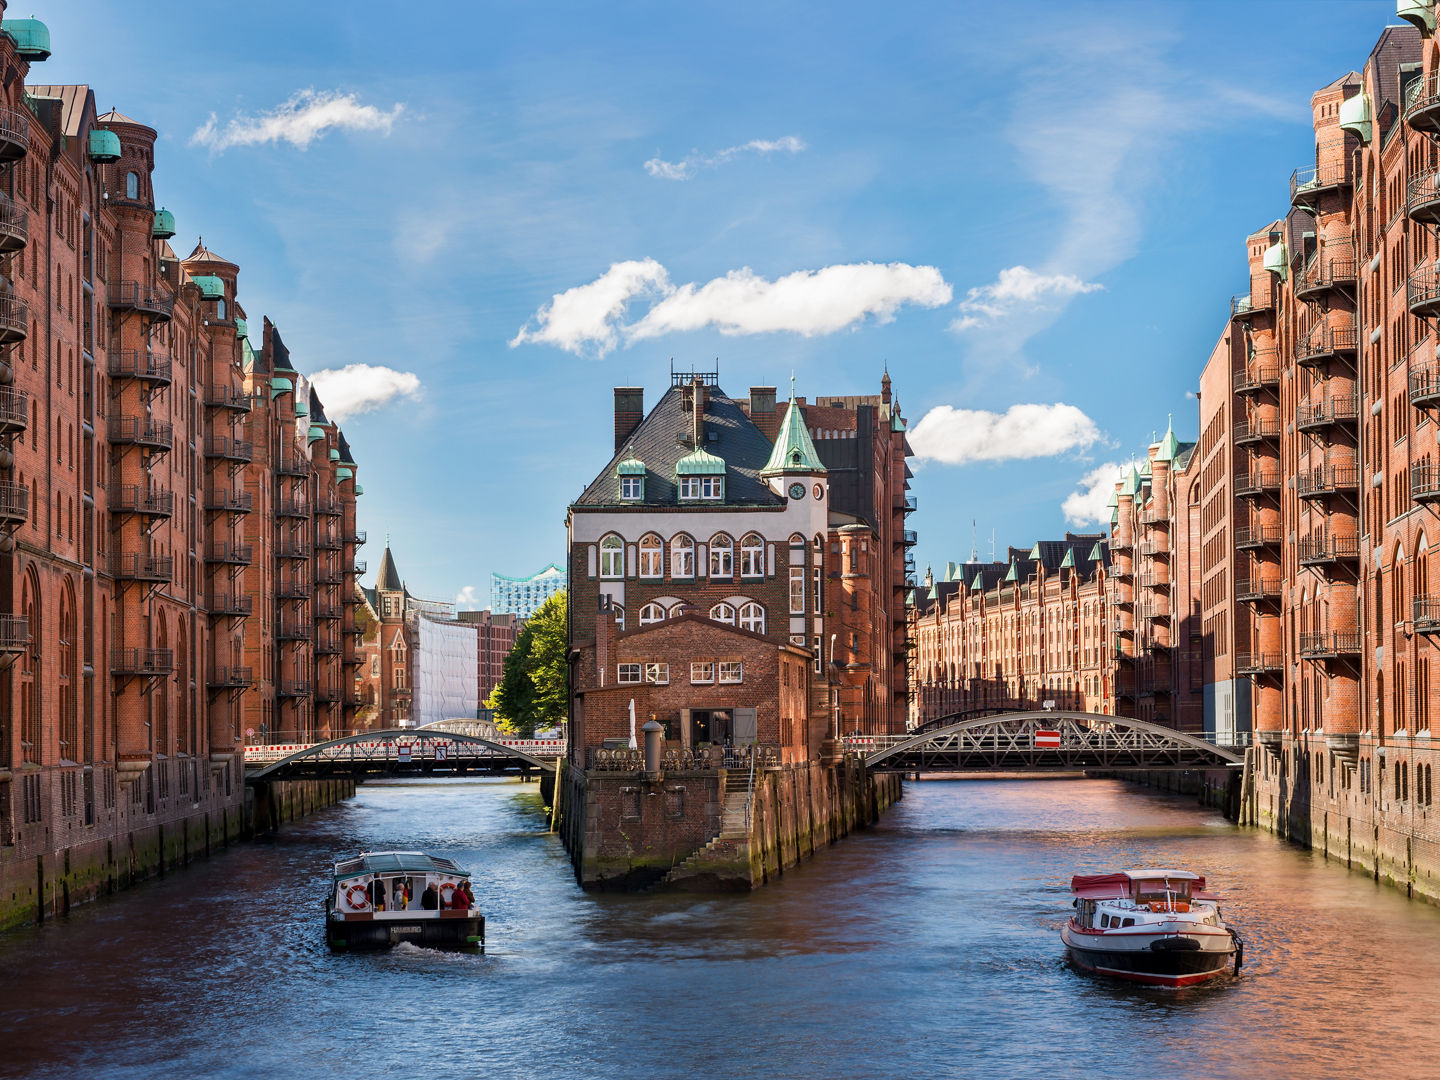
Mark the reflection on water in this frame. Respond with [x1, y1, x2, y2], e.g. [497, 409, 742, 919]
[2, 777, 1439, 1079]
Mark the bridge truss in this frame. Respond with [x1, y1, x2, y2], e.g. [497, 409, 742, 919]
[245, 729, 560, 783]
[855, 712, 1243, 773]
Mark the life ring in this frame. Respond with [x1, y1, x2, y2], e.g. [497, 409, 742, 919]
[1149, 900, 1190, 913]
[345, 883, 371, 911]
[439, 882, 456, 905]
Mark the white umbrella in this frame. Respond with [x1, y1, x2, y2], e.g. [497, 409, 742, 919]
[628, 698, 638, 750]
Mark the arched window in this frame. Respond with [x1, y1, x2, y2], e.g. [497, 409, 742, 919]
[739, 602, 765, 634]
[710, 534, 733, 578]
[638, 534, 663, 579]
[216, 298, 226, 321]
[710, 602, 736, 625]
[668, 603, 688, 619]
[740, 533, 764, 578]
[671, 534, 694, 578]
[125, 171, 139, 200]
[599, 535, 624, 578]
[639, 602, 666, 626]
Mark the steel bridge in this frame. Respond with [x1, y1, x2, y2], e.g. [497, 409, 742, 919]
[846, 712, 1244, 773]
[244, 728, 561, 783]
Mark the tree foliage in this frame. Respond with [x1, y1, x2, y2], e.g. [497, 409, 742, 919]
[487, 590, 568, 737]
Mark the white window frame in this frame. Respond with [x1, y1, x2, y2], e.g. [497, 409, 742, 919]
[789, 566, 806, 614]
[710, 602, 736, 625]
[599, 535, 624, 579]
[644, 662, 669, 685]
[618, 663, 642, 685]
[671, 535, 695, 578]
[638, 534, 663, 578]
[710, 535, 733, 578]
[638, 603, 665, 626]
[701, 476, 723, 500]
[678, 477, 701, 500]
[718, 661, 743, 685]
[739, 602, 765, 634]
[620, 475, 643, 501]
[690, 661, 714, 684]
[740, 534, 764, 578]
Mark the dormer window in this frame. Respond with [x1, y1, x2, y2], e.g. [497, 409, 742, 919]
[617, 455, 646, 501]
[676, 447, 725, 501]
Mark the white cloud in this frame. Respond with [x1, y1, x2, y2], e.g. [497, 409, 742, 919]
[509, 259, 670, 354]
[951, 265, 1103, 331]
[455, 586, 482, 611]
[1062, 462, 1128, 527]
[910, 402, 1101, 466]
[308, 364, 422, 421]
[191, 89, 404, 152]
[645, 135, 805, 180]
[511, 259, 950, 357]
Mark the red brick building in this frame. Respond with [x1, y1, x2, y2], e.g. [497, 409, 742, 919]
[0, 13, 364, 928]
[455, 607, 521, 706]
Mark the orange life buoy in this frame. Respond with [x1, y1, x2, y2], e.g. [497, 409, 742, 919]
[439, 882, 456, 904]
[345, 883, 371, 911]
[1149, 900, 1190, 913]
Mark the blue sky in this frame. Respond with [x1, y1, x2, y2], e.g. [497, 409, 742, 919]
[46, 0, 1395, 602]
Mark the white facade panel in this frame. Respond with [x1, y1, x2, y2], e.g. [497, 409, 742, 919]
[416, 616, 479, 728]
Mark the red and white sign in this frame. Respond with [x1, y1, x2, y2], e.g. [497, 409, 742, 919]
[434, 743, 447, 761]
[1033, 730, 1061, 749]
[397, 743, 412, 763]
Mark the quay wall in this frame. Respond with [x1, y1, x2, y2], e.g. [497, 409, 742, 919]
[1241, 737, 1440, 906]
[0, 777, 354, 933]
[556, 756, 901, 891]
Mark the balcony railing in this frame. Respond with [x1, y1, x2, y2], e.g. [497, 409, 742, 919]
[0, 294, 27, 344]
[112, 648, 174, 676]
[1136, 600, 1171, 620]
[109, 552, 173, 583]
[1235, 471, 1281, 497]
[108, 484, 172, 518]
[203, 386, 252, 412]
[107, 281, 174, 320]
[1236, 652, 1283, 676]
[0, 612, 30, 653]
[277, 457, 312, 478]
[314, 499, 342, 517]
[204, 488, 253, 513]
[1230, 279, 1276, 320]
[352, 559, 368, 576]
[1296, 394, 1360, 432]
[1290, 156, 1353, 207]
[1294, 320, 1358, 367]
[275, 541, 312, 560]
[1411, 367, 1440, 410]
[1235, 576, 1282, 602]
[0, 479, 27, 526]
[1235, 525, 1282, 549]
[205, 541, 254, 565]
[1233, 364, 1281, 394]
[278, 579, 311, 599]
[346, 529, 368, 546]
[316, 532, 341, 550]
[315, 600, 342, 620]
[1409, 263, 1440, 320]
[110, 416, 173, 451]
[1408, 168, 1440, 224]
[316, 565, 343, 584]
[1416, 596, 1440, 635]
[277, 621, 312, 641]
[1297, 464, 1360, 499]
[0, 106, 29, 163]
[1295, 252, 1357, 300]
[108, 351, 172, 384]
[204, 436, 253, 463]
[276, 498, 309, 518]
[1299, 631, 1362, 659]
[207, 666, 252, 690]
[1298, 533, 1361, 566]
[1233, 418, 1281, 444]
[0, 191, 28, 253]
[316, 636, 341, 655]
[278, 681, 313, 698]
[0, 384, 27, 436]
[1404, 71, 1440, 135]
[1413, 463, 1440, 504]
[207, 593, 253, 616]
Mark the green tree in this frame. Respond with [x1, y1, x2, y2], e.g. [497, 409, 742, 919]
[487, 590, 568, 736]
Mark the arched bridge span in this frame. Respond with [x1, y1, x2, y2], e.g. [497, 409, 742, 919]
[854, 712, 1243, 773]
[245, 728, 558, 783]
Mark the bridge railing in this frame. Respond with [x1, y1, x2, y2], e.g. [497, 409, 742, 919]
[243, 736, 565, 765]
[587, 744, 781, 773]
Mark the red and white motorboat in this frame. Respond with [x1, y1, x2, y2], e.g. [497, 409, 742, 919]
[1061, 869, 1242, 988]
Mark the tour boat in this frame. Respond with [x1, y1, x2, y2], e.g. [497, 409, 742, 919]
[325, 851, 485, 951]
[1061, 869, 1242, 987]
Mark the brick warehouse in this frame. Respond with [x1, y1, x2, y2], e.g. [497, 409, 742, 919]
[559, 370, 907, 888]
[0, 14, 363, 929]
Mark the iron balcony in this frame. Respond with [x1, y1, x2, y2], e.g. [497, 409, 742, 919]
[1235, 576, 1282, 603]
[1290, 154, 1352, 209]
[316, 636, 341, 655]
[1408, 168, 1440, 225]
[1109, 536, 1133, 552]
[1138, 540, 1169, 558]
[1414, 463, 1440, 504]
[0, 106, 29, 163]
[112, 648, 174, 677]
[109, 552, 174, 583]
[204, 488, 253, 514]
[315, 686, 341, 704]
[1236, 652, 1283, 676]
[0, 190, 27, 253]
[1298, 533, 1361, 566]
[316, 566, 343, 584]
[205, 541, 254, 565]
[1230, 281, 1275, 320]
[277, 621, 312, 641]
[1411, 367, 1440, 410]
[276, 498, 309, 518]
[315, 601, 342, 620]
[1416, 596, 1440, 635]
[1234, 525, 1282, 549]
[278, 579, 311, 599]
[314, 499, 343, 517]
[0, 384, 27, 436]
[207, 593, 253, 616]
[108, 351, 172, 385]
[1294, 321, 1358, 368]
[277, 457, 312, 478]
[1296, 394, 1360, 433]
[315, 532, 342, 550]
[1297, 464, 1360, 499]
[350, 559, 368, 577]
[107, 281, 174, 321]
[1235, 471, 1282, 497]
[0, 294, 27, 347]
[1409, 263, 1440, 320]
[1405, 71, 1440, 135]
[108, 484, 172, 518]
[275, 541, 312, 560]
[347, 529, 367, 546]
[1299, 631, 1362, 660]
[1294, 252, 1357, 301]
[203, 386, 253, 412]
[0, 612, 30, 654]
[1233, 364, 1281, 395]
[204, 436, 253, 463]
[111, 416, 174, 451]
[1233, 418, 1281, 445]
[277, 681, 313, 698]
[1109, 562, 1132, 580]
[207, 666, 252, 690]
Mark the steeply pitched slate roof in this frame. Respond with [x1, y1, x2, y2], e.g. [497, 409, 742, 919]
[376, 544, 404, 591]
[26, 84, 91, 137]
[762, 396, 827, 475]
[267, 317, 295, 373]
[574, 385, 785, 509]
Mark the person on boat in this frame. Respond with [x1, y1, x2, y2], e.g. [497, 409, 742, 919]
[420, 882, 438, 910]
[367, 878, 386, 911]
[392, 880, 410, 910]
[449, 882, 471, 910]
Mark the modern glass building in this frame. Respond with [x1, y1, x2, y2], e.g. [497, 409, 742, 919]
[491, 563, 565, 618]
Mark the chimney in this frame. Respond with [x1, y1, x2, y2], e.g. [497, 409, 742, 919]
[691, 376, 706, 447]
[750, 386, 777, 439]
[613, 387, 644, 452]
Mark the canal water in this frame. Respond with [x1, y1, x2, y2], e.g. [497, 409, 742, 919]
[2, 777, 1439, 1079]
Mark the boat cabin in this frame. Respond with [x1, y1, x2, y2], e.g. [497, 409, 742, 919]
[1070, 870, 1213, 930]
[332, 851, 474, 914]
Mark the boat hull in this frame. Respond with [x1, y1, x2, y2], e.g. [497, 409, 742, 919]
[326, 900, 485, 952]
[1062, 924, 1234, 987]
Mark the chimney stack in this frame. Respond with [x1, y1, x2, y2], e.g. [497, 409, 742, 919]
[691, 376, 706, 447]
[749, 386, 777, 439]
[614, 387, 644, 451]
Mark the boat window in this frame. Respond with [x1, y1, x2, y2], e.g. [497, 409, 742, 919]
[1121, 918, 1135, 927]
[1134, 880, 1191, 903]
